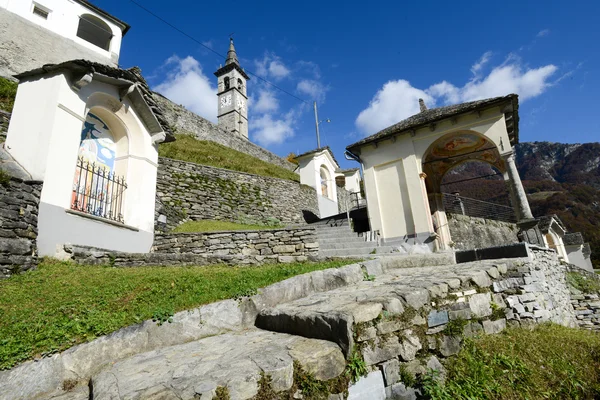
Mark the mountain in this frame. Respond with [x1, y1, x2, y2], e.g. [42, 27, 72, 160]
[441, 142, 600, 269]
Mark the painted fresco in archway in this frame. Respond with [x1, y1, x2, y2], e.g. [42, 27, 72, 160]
[423, 131, 505, 193]
[72, 113, 118, 217]
[428, 132, 488, 160]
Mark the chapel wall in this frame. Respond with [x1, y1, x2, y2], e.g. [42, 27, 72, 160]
[447, 213, 519, 250]
[152, 94, 296, 171]
[0, 177, 42, 278]
[155, 157, 319, 230]
[0, 8, 116, 79]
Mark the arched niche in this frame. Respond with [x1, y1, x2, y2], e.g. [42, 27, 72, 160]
[422, 130, 506, 195]
[77, 14, 113, 51]
[320, 165, 333, 199]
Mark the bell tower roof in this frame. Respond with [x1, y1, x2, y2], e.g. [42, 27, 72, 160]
[214, 38, 250, 80]
[225, 38, 239, 66]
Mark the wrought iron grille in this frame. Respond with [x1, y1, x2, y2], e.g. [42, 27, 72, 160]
[71, 157, 127, 223]
[442, 193, 516, 223]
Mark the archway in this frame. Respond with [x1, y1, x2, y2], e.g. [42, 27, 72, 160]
[421, 130, 508, 249]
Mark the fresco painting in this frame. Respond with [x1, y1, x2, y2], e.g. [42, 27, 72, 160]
[72, 113, 118, 217]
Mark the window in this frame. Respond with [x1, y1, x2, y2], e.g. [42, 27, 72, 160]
[320, 167, 330, 199]
[32, 4, 49, 19]
[224, 77, 230, 90]
[237, 78, 243, 90]
[77, 14, 112, 51]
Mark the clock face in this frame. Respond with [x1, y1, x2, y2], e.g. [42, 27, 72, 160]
[220, 94, 232, 108]
[237, 98, 245, 111]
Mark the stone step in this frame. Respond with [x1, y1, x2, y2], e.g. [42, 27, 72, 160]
[255, 255, 491, 359]
[320, 247, 379, 257]
[319, 242, 378, 251]
[90, 329, 345, 400]
[318, 236, 369, 244]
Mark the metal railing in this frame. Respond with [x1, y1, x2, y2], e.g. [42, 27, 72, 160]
[350, 191, 367, 210]
[71, 157, 127, 223]
[442, 193, 516, 223]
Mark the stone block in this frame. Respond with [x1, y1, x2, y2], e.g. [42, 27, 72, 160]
[427, 310, 449, 327]
[362, 336, 402, 365]
[273, 245, 295, 254]
[357, 326, 377, 342]
[468, 293, 492, 318]
[482, 319, 506, 334]
[402, 289, 430, 309]
[463, 322, 483, 338]
[438, 335, 462, 357]
[386, 383, 418, 400]
[278, 256, 295, 263]
[377, 320, 402, 335]
[449, 308, 472, 321]
[399, 330, 422, 361]
[380, 359, 400, 386]
[348, 371, 386, 400]
[382, 298, 404, 316]
[470, 271, 492, 288]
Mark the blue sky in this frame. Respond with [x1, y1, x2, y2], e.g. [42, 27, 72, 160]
[99, 0, 598, 169]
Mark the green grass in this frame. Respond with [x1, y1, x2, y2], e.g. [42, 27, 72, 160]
[158, 133, 299, 182]
[0, 259, 353, 370]
[0, 76, 17, 113]
[422, 324, 600, 400]
[567, 271, 600, 294]
[172, 219, 283, 233]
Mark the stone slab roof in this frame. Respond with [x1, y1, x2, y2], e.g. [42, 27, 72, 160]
[338, 168, 359, 174]
[564, 232, 585, 246]
[347, 94, 519, 151]
[73, 0, 130, 35]
[537, 214, 567, 234]
[295, 146, 340, 168]
[15, 60, 174, 143]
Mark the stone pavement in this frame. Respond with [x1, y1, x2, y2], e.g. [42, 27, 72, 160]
[0, 248, 576, 400]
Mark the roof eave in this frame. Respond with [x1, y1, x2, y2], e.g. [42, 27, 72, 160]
[347, 95, 519, 152]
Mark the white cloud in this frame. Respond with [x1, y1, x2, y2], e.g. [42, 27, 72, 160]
[356, 80, 434, 135]
[254, 89, 279, 113]
[297, 79, 329, 103]
[537, 29, 550, 38]
[154, 56, 217, 122]
[356, 56, 558, 135]
[254, 53, 290, 81]
[471, 51, 493, 76]
[251, 111, 296, 146]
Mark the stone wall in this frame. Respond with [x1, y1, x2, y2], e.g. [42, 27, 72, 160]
[0, 110, 8, 142]
[155, 157, 319, 230]
[64, 227, 318, 266]
[566, 265, 600, 331]
[447, 213, 519, 250]
[152, 94, 295, 171]
[337, 185, 354, 213]
[0, 8, 115, 79]
[0, 177, 41, 278]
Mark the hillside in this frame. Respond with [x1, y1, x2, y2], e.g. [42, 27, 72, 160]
[443, 142, 600, 268]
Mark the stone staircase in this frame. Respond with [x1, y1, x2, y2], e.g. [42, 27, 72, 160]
[310, 214, 393, 258]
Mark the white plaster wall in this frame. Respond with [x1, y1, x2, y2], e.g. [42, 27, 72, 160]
[317, 195, 338, 218]
[0, 0, 123, 60]
[297, 149, 340, 218]
[344, 170, 361, 195]
[566, 245, 594, 273]
[6, 73, 158, 256]
[358, 107, 511, 241]
[5, 73, 64, 180]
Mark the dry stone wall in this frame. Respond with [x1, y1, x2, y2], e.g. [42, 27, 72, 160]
[152, 94, 295, 171]
[0, 178, 41, 278]
[447, 213, 519, 250]
[64, 227, 319, 267]
[155, 157, 319, 230]
[566, 265, 600, 331]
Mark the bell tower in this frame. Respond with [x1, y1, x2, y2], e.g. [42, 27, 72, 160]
[214, 38, 250, 139]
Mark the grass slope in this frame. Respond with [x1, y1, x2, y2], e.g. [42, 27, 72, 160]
[0, 259, 352, 370]
[158, 133, 299, 182]
[423, 324, 600, 400]
[173, 219, 283, 233]
[0, 76, 17, 113]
